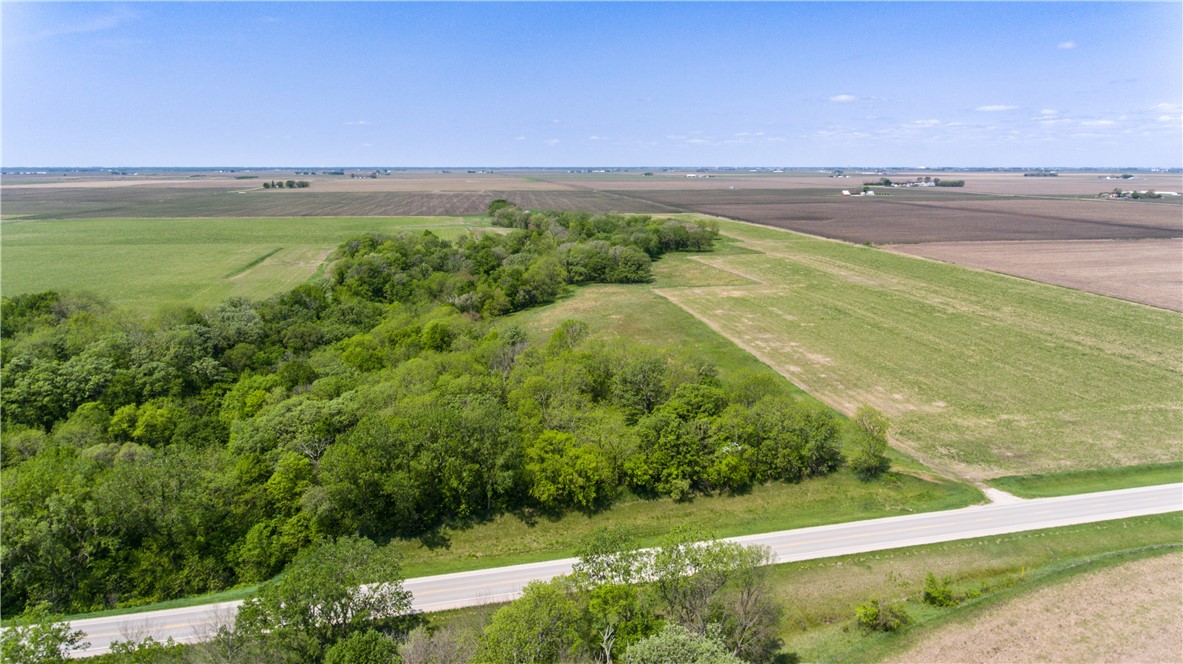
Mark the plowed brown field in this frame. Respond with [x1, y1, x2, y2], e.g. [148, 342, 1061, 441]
[617, 189, 1183, 243]
[1, 187, 668, 219]
[890, 239, 1183, 312]
[888, 552, 1183, 664]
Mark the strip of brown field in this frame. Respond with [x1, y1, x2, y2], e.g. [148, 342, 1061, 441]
[888, 239, 1183, 312]
[299, 175, 577, 192]
[887, 552, 1183, 664]
[615, 189, 1183, 243]
[537, 172, 843, 191]
[0, 178, 253, 189]
[0, 186, 669, 219]
[887, 171, 1183, 196]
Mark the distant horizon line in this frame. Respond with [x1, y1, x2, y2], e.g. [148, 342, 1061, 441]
[5, 165, 1182, 172]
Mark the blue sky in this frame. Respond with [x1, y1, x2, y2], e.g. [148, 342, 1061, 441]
[3, 2, 1180, 167]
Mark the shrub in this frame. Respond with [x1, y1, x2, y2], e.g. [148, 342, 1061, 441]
[855, 598, 911, 632]
[323, 629, 399, 664]
[922, 572, 959, 607]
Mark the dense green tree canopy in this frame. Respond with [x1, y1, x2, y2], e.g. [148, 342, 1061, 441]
[1, 206, 856, 618]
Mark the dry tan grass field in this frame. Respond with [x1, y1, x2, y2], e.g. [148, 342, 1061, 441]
[888, 552, 1183, 664]
[889, 238, 1183, 312]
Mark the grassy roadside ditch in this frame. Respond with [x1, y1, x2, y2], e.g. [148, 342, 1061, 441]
[412, 513, 1183, 663]
[990, 461, 1183, 498]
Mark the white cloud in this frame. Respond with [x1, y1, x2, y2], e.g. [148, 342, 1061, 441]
[545, 139, 560, 146]
[1039, 109, 1058, 116]
[976, 105, 1019, 112]
[26, 7, 138, 42]
[828, 94, 857, 103]
[735, 131, 765, 137]
[587, 136, 606, 141]
[514, 136, 526, 141]
[344, 120, 371, 126]
[1080, 119, 1116, 127]
[1057, 41, 1077, 49]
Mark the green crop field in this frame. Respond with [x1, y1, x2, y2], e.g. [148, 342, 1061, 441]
[1, 216, 490, 311]
[654, 218, 1183, 481]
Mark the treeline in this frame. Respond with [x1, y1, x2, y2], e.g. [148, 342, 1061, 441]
[1, 205, 884, 617]
[263, 180, 310, 189]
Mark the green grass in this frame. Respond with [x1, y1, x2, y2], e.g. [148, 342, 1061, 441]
[392, 470, 980, 579]
[16, 583, 262, 625]
[991, 461, 1183, 498]
[223, 247, 283, 278]
[654, 219, 1183, 479]
[0, 216, 492, 311]
[773, 513, 1182, 662]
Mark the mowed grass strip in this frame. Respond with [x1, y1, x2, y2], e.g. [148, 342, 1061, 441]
[991, 461, 1183, 498]
[655, 220, 1183, 480]
[1, 216, 488, 311]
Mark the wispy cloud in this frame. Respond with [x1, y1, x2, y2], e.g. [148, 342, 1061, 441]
[828, 94, 857, 103]
[1057, 41, 1077, 49]
[545, 139, 560, 146]
[1080, 119, 1116, 127]
[976, 104, 1019, 112]
[344, 120, 371, 126]
[21, 6, 138, 43]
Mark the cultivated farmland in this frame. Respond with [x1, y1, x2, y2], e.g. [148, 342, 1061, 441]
[885, 552, 1182, 664]
[614, 189, 1183, 244]
[889, 238, 1183, 312]
[0, 216, 487, 311]
[0, 186, 669, 219]
[655, 218, 1183, 479]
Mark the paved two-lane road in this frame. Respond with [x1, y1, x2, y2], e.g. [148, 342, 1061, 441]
[67, 483, 1182, 656]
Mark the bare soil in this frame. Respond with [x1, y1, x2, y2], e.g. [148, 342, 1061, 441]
[889, 239, 1183, 312]
[880, 171, 1183, 197]
[0, 187, 668, 219]
[618, 189, 1183, 243]
[888, 552, 1183, 664]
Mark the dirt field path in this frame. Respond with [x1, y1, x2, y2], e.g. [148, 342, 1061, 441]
[888, 552, 1183, 664]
